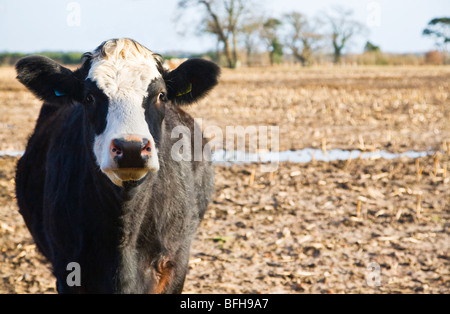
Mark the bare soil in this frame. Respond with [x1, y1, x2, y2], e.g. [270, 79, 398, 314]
[0, 65, 448, 294]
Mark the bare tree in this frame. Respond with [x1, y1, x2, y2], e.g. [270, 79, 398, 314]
[323, 6, 366, 64]
[199, 17, 224, 62]
[283, 12, 323, 66]
[178, 0, 249, 68]
[239, 18, 263, 66]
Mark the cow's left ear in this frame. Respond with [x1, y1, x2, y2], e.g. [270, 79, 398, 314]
[164, 58, 220, 105]
[16, 55, 83, 103]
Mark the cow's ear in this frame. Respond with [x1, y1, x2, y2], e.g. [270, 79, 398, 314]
[164, 58, 220, 105]
[16, 55, 82, 103]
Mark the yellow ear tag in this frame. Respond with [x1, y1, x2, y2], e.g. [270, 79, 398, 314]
[176, 83, 192, 97]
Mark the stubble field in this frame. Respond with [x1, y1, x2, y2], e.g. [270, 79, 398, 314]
[0, 64, 449, 293]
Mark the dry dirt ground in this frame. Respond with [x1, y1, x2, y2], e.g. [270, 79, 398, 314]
[0, 65, 449, 294]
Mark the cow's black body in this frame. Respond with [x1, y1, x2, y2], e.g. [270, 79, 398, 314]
[15, 39, 218, 293]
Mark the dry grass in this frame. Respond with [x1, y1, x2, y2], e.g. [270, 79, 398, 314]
[188, 65, 450, 153]
[0, 67, 41, 151]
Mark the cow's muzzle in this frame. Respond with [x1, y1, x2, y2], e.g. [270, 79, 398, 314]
[106, 136, 153, 182]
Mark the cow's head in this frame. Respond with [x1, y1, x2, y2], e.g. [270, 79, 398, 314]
[16, 38, 220, 186]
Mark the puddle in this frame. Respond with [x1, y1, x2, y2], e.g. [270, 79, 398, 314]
[0, 149, 432, 164]
[0, 150, 24, 157]
[211, 148, 431, 164]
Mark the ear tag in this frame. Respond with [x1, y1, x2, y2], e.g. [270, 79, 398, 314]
[176, 83, 192, 97]
[54, 89, 65, 97]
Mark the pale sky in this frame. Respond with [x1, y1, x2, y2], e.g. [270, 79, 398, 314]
[0, 0, 449, 54]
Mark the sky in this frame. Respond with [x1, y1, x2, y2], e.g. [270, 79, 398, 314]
[0, 0, 449, 54]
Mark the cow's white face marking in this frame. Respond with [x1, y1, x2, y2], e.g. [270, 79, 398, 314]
[87, 39, 161, 185]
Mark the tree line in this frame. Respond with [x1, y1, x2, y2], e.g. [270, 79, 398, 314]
[178, 0, 449, 67]
[0, 52, 83, 66]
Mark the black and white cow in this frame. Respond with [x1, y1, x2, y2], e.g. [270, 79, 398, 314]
[15, 38, 220, 293]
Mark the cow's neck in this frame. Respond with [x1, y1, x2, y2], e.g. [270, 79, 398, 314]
[119, 181, 150, 245]
[115, 178, 154, 293]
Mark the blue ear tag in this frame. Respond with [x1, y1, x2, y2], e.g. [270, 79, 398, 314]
[54, 89, 65, 97]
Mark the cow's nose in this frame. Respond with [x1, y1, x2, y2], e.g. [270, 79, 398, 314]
[110, 137, 151, 169]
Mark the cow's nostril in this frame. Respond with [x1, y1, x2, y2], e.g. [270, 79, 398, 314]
[112, 147, 122, 156]
[111, 140, 124, 156]
[142, 138, 151, 153]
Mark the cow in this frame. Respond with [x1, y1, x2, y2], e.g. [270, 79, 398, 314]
[15, 38, 220, 293]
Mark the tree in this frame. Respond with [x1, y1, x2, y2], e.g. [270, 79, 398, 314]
[424, 50, 444, 65]
[283, 12, 322, 66]
[178, 0, 249, 68]
[239, 18, 263, 66]
[260, 18, 284, 65]
[423, 17, 450, 46]
[364, 41, 380, 53]
[324, 6, 366, 64]
[423, 17, 450, 62]
[270, 38, 284, 65]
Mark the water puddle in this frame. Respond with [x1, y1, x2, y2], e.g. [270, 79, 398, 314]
[0, 150, 24, 157]
[0, 149, 432, 164]
[211, 148, 431, 164]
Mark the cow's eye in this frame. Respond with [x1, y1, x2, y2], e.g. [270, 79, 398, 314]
[85, 94, 95, 105]
[158, 92, 166, 102]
